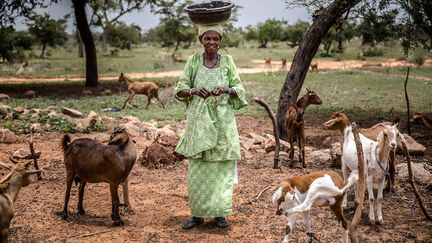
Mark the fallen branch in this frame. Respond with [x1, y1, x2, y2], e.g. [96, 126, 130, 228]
[401, 138, 431, 220]
[256, 185, 272, 200]
[253, 97, 281, 171]
[29, 128, 42, 180]
[69, 229, 114, 239]
[349, 123, 366, 243]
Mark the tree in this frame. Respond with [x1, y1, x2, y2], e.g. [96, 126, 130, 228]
[357, 9, 397, 47]
[244, 25, 257, 41]
[105, 21, 142, 50]
[277, 0, 361, 140]
[0, 0, 51, 27]
[72, 0, 99, 87]
[27, 13, 68, 57]
[256, 19, 285, 48]
[88, 0, 157, 52]
[281, 20, 310, 48]
[0, 27, 34, 62]
[399, 0, 432, 52]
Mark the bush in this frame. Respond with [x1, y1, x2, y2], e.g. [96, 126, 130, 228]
[409, 49, 426, 66]
[362, 47, 384, 57]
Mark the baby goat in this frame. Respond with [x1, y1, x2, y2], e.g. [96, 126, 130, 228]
[285, 88, 322, 168]
[1, 160, 40, 243]
[61, 126, 136, 226]
[118, 72, 165, 110]
[272, 170, 358, 243]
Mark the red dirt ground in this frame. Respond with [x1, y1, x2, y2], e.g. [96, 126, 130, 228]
[1, 115, 431, 242]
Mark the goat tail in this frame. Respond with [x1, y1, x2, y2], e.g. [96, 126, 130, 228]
[342, 170, 359, 192]
[61, 134, 71, 152]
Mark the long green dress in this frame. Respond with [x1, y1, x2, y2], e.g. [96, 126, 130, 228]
[174, 53, 247, 217]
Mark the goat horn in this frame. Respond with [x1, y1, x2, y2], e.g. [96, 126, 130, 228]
[306, 87, 311, 92]
[336, 109, 344, 114]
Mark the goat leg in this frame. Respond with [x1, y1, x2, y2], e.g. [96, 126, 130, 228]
[121, 179, 132, 213]
[62, 175, 74, 220]
[77, 181, 87, 215]
[122, 97, 130, 109]
[110, 183, 124, 226]
[145, 96, 151, 110]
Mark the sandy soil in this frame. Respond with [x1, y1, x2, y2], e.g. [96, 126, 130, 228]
[1, 58, 431, 84]
[1, 115, 431, 243]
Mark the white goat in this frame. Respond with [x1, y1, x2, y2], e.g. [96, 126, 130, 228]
[342, 124, 398, 225]
[272, 170, 358, 243]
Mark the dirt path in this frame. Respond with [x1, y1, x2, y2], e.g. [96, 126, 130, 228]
[1, 58, 431, 84]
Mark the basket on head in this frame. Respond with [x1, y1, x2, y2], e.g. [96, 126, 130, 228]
[185, 1, 234, 25]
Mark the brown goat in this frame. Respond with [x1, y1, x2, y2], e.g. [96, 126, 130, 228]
[264, 56, 274, 76]
[285, 88, 322, 168]
[324, 111, 398, 190]
[118, 73, 165, 110]
[411, 112, 432, 136]
[61, 126, 136, 226]
[310, 62, 318, 72]
[279, 58, 287, 71]
[0, 160, 40, 242]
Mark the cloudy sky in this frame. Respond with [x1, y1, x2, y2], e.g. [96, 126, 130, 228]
[14, 0, 310, 32]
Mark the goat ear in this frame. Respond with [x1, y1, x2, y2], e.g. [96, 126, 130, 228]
[272, 187, 282, 204]
[0, 161, 12, 170]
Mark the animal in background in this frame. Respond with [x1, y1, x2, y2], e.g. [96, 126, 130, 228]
[0, 160, 40, 243]
[285, 88, 322, 168]
[118, 73, 165, 110]
[279, 58, 287, 71]
[411, 112, 432, 136]
[264, 57, 275, 76]
[310, 62, 318, 72]
[272, 170, 358, 243]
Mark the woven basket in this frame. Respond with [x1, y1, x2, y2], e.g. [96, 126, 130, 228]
[186, 1, 234, 25]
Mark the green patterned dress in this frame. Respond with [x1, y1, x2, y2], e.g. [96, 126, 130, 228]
[174, 53, 247, 217]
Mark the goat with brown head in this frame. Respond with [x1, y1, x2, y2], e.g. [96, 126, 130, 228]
[61, 126, 136, 226]
[285, 88, 322, 168]
[1, 160, 40, 242]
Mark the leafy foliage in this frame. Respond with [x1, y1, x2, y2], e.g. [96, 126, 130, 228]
[27, 13, 68, 57]
[0, 26, 34, 62]
[281, 21, 310, 48]
[105, 21, 142, 50]
[256, 19, 285, 48]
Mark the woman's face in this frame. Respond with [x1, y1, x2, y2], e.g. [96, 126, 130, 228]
[200, 31, 221, 54]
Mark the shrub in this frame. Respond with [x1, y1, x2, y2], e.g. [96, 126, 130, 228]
[362, 47, 384, 57]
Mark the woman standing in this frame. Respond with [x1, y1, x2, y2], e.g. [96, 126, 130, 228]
[174, 24, 247, 229]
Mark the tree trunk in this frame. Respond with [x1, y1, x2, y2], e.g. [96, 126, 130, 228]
[76, 31, 84, 58]
[276, 0, 360, 140]
[72, 0, 98, 87]
[40, 43, 46, 58]
[101, 30, 108, 53]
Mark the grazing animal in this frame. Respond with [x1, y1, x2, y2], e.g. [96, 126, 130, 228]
[324, 111, 399, 190]
[279, 58, 287, 71]
[310, 62, 318, 72]
[61, 126, 136, 226]
[118, 73, 165, 110]
[264, 56, 274, 76]
[411, 112, 432, 136]
[342, 124, 398, 224]
[0, 160, 40, 243]
[285, 88, 322, 168]
[272, 170, 358, 243]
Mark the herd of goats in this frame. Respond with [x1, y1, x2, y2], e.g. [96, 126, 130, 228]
[0, 73, 431, 242]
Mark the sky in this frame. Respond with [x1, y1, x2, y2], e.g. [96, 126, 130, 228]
[14, 0, 311, 33]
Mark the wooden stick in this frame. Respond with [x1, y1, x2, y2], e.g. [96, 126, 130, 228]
[401, 138, 431, 220]
[253, 97, 281, 170]
[256, 186, 272, 200]
[348, 123, 366, 243]
[404, 67, 411, 135]
[68, 229, 114, 239]
[29, 128, 42, 180]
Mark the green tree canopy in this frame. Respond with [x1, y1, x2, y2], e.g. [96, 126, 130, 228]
[27, 13, 68, 57]
[105, 21, 141, 50]
[256, 19, 285, 48]
[281, 20, 310, 48]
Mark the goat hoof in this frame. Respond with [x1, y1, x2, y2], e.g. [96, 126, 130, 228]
[113, 220, 124, 227]
[78, 208, 86, 215]
[61, 212, 69, 220]
[369, 219, 375, 225]
[376, 219, 383, 225]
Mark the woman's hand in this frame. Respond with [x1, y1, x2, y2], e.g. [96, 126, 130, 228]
[190, 87, 211, 99]
[211, 86, 230, 96]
